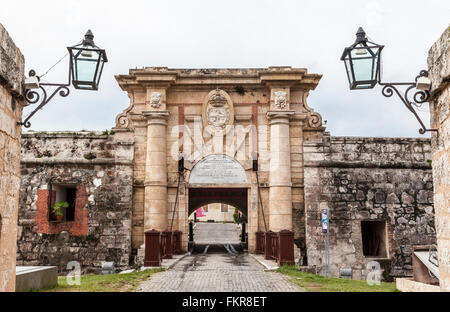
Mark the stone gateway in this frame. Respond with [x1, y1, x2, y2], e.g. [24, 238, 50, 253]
[17, 66, 436, 281]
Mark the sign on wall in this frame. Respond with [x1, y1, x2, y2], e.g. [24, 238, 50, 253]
[321, 209, 329, 233]
[189, 154, 248, 185]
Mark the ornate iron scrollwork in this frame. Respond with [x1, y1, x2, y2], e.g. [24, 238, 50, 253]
[19, 70, 71, 128]
[379, 70, 437, 134]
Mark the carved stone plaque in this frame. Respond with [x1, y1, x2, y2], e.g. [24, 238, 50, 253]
[202, 89, 234, 129]
[189, 154, 248, 185]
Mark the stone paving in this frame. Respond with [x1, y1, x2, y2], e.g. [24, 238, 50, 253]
[138, 252, 303, 292]
[138, 223, 303, 292]
[193, 222, 241, 245]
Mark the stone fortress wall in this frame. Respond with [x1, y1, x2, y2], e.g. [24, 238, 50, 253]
[16, 130, 437, 279]
[304, 133, 435, 280]
[16, 132, 134, 273]
[427, 27, 450, 291]
[0, 23, 25, 292]
[15, 66, 437, 281]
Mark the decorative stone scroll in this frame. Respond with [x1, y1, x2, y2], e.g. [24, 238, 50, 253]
[189, 154, 247, 185]
[302, 92, 323, 128]
[114, 95, 135, 129]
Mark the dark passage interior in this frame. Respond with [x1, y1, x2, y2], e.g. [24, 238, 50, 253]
[361, 221, 387, 257]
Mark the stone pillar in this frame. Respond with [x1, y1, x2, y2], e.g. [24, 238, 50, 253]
[0, 23, 25, 292]
[428, 27, 450, 292]
[143, 110, 169, 231]
[267, 103, 294, 231]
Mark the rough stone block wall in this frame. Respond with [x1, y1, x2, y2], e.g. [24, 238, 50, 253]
[17, 132, 134, 274]
[0, 23, 24, 292]
[304, 134, 435, 280]
[428, 27, 450, 291]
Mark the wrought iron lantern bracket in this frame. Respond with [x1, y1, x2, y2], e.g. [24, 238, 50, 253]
[342, 27, 437, 135]
[18, 30, 107, 128]
[378, 70, 437, 134]
[19, 69, 71, 128]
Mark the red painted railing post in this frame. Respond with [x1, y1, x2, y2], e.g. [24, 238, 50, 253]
[173, 230, 182, 254]
[264, 231, 273, 260]
[278, 229, 295, 266]
[271, 232, 279, 261]
[255, 231, 264, 254]
[144, 229, 161, 266]
[161, 230, 173, 259]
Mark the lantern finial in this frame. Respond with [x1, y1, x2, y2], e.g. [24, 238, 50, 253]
[355, 27, 367, 43]
[83, 30, 95, 47]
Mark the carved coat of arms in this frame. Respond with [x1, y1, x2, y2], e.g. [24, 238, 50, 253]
[206, 90, 230, 127]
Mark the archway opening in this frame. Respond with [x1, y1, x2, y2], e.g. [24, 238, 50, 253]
[188, 188, 248, 252]
[188, 188, 248, 216]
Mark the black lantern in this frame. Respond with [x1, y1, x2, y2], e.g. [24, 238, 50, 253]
[340, 27, 436, 134]
[20, 30, 108, 128]
[67, 30, 108, 90]
[341, 27, 384, 90]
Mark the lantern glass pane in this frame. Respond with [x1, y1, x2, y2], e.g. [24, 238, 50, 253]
[95, 55, 105, 86]
[351, 52, 373, 83]
[73, 49, 101, 83]
[371, 47, 380, 81]
[350, 46, 380, 85]
[344, 54, 354, 86]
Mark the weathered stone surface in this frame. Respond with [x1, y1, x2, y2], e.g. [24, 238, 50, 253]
[17, 132, 134, 274]
[304, 133, 435, 280]
[0, 23, 24, 96]
[115, 66, 325, 253]
[428, 27, 450, 292]
[0, 23, 25, 292]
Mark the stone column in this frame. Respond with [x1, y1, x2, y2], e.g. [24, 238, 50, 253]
[267, 110, 294, 231]
[428, 27, 450, 292]
[143, 110, 169, 231]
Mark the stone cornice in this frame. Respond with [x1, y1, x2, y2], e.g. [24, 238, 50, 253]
[266, 110, 296, 120]
[20, 158, 133, 166]
[115, 66, 322, 92]
[142, 110, 170, 119]
[304, 160, 432, 170]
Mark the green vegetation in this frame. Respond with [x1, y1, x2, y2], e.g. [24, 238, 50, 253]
[234, 85, 246, 95]
[102, 129, 116, 135]
[52, 201, 68, 217]
[278, 266, 399, 292]
[233, 207, 247, 224]
[83, 152, 97, 160]
[41, 268, 164, 292]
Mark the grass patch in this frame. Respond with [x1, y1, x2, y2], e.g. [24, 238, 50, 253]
[41, 268, 165, 292]
[278, 266, 399, 292]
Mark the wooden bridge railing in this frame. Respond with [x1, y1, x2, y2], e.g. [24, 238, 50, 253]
[256, 230, 294, 266]
[144, 230, 183, 266]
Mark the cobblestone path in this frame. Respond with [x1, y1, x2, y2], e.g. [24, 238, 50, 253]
[138, 223, 303, 292]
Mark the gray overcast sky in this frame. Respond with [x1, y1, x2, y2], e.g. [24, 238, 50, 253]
[1, 0, 449, 137]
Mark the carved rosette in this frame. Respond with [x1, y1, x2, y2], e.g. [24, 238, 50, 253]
[150, 92, 162, 108]
[274, 91, 287, 109]
[202, 89, 234, 129]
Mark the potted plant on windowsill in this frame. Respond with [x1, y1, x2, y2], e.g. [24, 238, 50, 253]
[52, 201, 68, 221]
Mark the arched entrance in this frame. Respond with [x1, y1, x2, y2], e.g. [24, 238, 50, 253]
[186, 154, 253, 250]
[188, 188, 247, 217]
